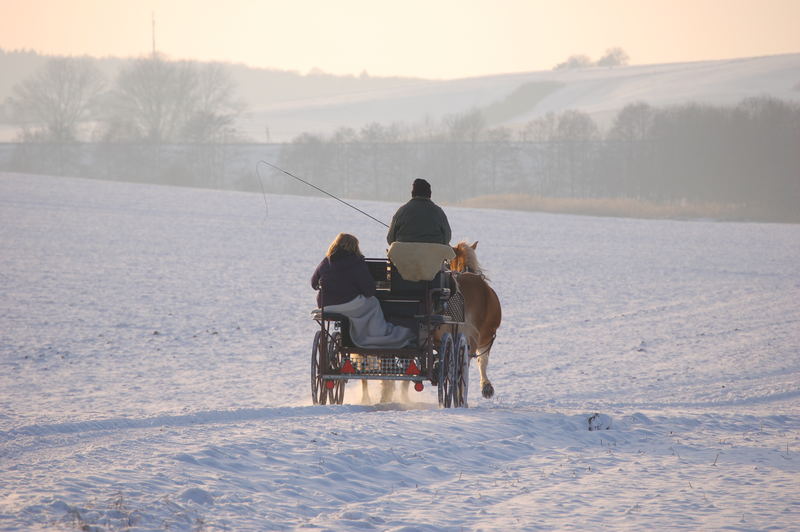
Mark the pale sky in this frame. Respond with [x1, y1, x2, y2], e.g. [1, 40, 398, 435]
[2, 0, 799, 79]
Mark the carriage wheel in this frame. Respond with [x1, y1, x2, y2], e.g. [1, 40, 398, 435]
[333, 379, 345, 404]
[453, 333, 470, 408]
[326, 332, 347, 405]
[437, 333, 454, 408]
[311, 330, 328, 405]
[450, 334, 461, 407]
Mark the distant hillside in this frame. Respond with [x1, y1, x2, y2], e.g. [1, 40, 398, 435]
[2, 49, 799, 142]
[245, 53, 800, 141]
[0, 48, 424, 141]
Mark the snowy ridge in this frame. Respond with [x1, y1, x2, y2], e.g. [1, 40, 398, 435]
[246, 54, 800, 139]
[1, 172, 799, 530]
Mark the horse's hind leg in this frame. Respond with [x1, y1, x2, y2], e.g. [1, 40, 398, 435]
[477, 352, 494, 398]
[398, 380, 410, 402]
[380, 380, 395, 403]
[350, 354, 372, 404]
[381, 381, 410, 402]
[360, 379, 372, 404]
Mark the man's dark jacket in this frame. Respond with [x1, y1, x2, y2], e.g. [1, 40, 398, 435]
[311, 250, 375, 307]
[386, 197, 451, 245]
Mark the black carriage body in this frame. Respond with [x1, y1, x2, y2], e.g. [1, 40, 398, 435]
[311, 258, 469, 407]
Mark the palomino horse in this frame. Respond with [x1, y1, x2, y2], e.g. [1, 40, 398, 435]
[450, 241, 501, 398]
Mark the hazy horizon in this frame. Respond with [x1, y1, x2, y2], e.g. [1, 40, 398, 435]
[2, 0, 800, 80]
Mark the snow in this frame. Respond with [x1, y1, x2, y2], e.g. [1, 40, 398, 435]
[247, 54, 800, 139]
[1, 172, 799, 530]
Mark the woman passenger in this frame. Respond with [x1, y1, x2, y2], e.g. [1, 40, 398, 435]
[311, 233, 416, 348]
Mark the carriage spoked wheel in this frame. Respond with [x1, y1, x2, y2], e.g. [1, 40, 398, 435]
[311, 330, 327, 405]
[437, 333, 454, 408]
[326, 332, 346, 405]
[312, 330, 346, 405]
[452, 333, 470, 408]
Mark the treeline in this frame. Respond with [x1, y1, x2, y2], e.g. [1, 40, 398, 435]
[0, 47, 423, 138]
[2, 96, 798, 222]
[2, 52, 798, 222]
[277, 97, 800, 221]
[5, 53, 244, 144]
[553, 47, 629, 70]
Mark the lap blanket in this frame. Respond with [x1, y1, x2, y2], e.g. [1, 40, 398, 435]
[325, 295, 416, 348]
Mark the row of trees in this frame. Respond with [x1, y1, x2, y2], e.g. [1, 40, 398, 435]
[276, 97, 799, 220]
[3, 54, 798, 221]
[554, 47, 630, 70]
[8, 54, 243, 144]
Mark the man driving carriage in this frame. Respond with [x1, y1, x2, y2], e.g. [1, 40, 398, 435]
[386, 178, 455, 285]
[386, 178, 451, 246]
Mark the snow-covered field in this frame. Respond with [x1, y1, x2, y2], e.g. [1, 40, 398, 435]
[1, 172, 799, 530]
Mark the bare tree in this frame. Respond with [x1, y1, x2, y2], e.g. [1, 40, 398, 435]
[11, 57, 105, 141]
[1, 97, 10, 123]
[554, 110, 599, 196]
[109, 54, 198, 143]
[520, 112, 558, 142]
[520, 113, 559, 195]
[485, 126, 519, 193]
[442, 109, 486, 197]
[596, 47, 630, 67]
[443, 109, 485, 142]
[182, 62, 244, 143]
[358, 122, 408, 199]
[553, 54, 593, 71]
[330, 126, 358, 196]
[554, 48, 629, 70]
[278, 132, 331, 195]
[607, 102, 654, 196]
[555, 110, 599, 141]
[608, 102, 653, 141]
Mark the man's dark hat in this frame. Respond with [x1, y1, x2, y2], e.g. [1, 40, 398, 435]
[412, 178, 432, 198]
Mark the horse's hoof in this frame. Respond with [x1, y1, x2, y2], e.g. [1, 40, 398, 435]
[482, 382, 495, 398]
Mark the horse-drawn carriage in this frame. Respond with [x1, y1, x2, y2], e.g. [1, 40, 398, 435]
[311, 255, 471, 408]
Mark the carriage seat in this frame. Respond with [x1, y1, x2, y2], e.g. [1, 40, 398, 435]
[387, 242, 455, 282]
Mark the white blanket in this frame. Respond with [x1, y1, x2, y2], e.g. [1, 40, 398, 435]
[325, 295, 416, 348]
[387, 242, 455, 281]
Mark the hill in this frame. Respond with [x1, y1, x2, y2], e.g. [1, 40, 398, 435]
[244, 53, 800, 140]
[2, 49, 799, 141]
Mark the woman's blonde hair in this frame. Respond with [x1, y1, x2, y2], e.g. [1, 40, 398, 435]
[326, 233, 362, 257]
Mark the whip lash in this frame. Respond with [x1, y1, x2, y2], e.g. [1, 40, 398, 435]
[257, 160, 389, 228]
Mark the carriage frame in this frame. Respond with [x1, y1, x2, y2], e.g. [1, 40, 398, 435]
[311, 258, 470, 408]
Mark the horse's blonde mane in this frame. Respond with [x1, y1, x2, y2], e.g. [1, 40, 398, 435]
[452, 241, 488, 279]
